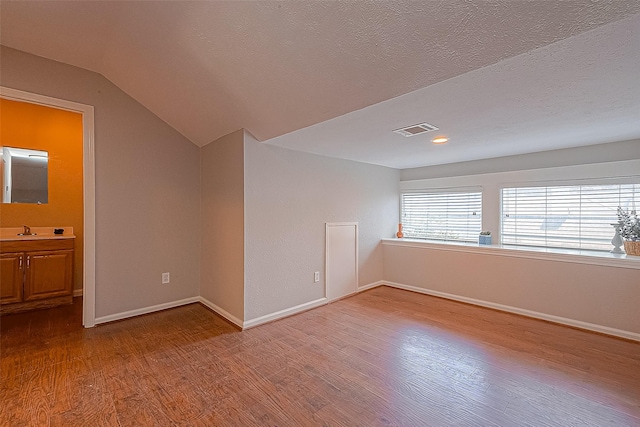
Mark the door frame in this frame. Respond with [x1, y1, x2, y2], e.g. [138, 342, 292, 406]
[1, 86, 96, 327]
[325, 222, 358, 301]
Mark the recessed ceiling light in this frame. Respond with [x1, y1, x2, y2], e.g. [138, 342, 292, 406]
[432, 136, 449, 144]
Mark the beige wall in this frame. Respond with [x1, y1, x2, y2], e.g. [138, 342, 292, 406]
[244, 132, 399, 321]
[1, 46, 201, 318]
[383, 244, 640, 336]
[200, 130, 245, 321]
[0, 46, 400, 325]
[394, 153, 640, 338]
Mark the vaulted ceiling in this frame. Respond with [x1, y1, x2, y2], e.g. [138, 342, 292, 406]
[2, 1, 639, 168]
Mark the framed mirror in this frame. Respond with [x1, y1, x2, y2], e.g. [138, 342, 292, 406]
[1, 146, 49, 204]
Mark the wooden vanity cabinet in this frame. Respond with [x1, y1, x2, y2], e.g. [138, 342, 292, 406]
[24, 249, 74, 301]
[0, 238, 74, 314]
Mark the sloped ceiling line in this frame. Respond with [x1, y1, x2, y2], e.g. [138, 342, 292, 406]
[1, 1, 639, 168]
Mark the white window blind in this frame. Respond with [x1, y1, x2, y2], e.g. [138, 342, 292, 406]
[501, 184, 640, 251]
[401, 191, 482, 242]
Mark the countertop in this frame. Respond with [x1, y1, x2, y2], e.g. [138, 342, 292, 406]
[0, 227, 75, 242]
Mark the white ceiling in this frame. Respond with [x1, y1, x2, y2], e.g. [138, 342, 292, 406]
[1, 1, 639, 169]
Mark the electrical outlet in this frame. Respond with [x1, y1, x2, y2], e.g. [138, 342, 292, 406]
[314, 271, 320, 283]
[162, 272, 170, 284]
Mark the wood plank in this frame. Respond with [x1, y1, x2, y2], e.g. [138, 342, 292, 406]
[1, 289, 639, 426]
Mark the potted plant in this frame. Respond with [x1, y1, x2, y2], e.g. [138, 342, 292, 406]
[616, 207, 640, 256]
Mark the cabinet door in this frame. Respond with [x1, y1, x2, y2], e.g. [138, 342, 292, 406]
[24, 250, 73, 301]
[0, 252, 23, 304]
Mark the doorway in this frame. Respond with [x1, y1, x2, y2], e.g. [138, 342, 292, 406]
[0, 86, 96, 327]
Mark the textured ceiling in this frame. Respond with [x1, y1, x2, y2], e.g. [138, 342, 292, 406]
[269, 13, 640, 169]
[1, 1, 639, 168]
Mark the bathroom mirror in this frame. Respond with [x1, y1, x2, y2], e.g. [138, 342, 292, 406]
[1, 146, 49, 204]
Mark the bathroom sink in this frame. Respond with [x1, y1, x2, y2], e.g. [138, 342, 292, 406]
[0, 227, 75, 241]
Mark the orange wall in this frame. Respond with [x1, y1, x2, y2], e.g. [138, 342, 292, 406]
[0, 99, 84, 291]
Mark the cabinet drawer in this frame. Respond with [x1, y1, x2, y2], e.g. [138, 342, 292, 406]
[0, 238, 75, 253]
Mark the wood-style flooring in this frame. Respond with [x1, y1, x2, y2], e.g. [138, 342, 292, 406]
[1, 286, 639, 426]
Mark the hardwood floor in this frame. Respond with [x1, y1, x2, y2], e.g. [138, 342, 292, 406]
[1, 287, 639, 426]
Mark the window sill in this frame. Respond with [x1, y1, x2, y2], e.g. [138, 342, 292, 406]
[381, 238, 640, 270]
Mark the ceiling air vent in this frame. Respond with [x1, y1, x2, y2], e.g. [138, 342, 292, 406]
[393, 123, 439, 137]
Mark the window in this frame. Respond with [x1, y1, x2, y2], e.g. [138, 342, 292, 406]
[501, 184, 640, 251]
[401, 190, 482, 242]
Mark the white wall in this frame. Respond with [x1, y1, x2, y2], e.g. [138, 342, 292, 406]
[244, 132, 399, 321]
[391, 155, 640, 338]
[383, 243, 640, 337]
[1, 46, 201, 318]
[200, 130, 245, 323]
[4, 46, 637, 338]
[401, 139, 640, 181]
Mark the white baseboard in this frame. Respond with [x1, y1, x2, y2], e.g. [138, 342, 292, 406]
[94, 296, 200, 325]
[87, 279, 638, 342]
[240, 281, 383, 329]
[73, 289, 83, 297]
[88, 280, 378, 330]
[382, 281, 640, 342]
[243, 297, 327, 329]
[358, 280, 384, 292]
[198, 297, 243, 329]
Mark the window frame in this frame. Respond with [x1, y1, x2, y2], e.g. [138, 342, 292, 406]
[400, 186, 483, 243]
[499, 180, 640, 252]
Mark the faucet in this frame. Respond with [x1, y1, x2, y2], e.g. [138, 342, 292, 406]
[21, 225, 32, 236]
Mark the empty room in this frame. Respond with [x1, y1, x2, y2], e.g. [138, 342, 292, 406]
[1, 1, 639, 426]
